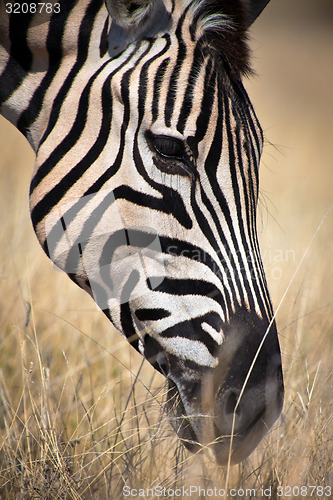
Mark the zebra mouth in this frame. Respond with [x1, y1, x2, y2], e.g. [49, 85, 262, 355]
[212, 405, 268, 466]
[166, 377, 269, 462]
[165, 370, 284, 464]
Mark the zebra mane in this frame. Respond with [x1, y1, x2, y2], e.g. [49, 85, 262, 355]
[189, 0, 252, 77]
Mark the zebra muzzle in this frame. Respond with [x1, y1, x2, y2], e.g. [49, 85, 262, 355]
[165, 311, 284, 465]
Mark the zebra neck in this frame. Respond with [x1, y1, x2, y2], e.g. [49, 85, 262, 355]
[0, 0, 108, 151]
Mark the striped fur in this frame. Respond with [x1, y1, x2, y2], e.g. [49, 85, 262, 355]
[0, 0, 283, 464]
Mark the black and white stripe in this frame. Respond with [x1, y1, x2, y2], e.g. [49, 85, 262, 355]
[0, 0, 283, 464]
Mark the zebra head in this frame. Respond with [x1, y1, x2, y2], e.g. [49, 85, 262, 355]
[31, 0, 283, 464]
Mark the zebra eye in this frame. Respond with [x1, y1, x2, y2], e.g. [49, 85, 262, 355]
[152, 135, 184, 160]
[146, 131, 195, 178]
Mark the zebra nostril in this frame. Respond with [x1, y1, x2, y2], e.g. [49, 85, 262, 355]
[224, 390, 241, 416]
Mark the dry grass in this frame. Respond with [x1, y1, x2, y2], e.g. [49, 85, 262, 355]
[0, 1, 332, 498]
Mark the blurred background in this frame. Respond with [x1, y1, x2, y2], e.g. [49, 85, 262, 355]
[0, 0, 332, 496]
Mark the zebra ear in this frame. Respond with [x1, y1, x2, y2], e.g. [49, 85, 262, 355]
[105, 0, 155, 30]
[245, 0, 271, 26]
[106, 0, 170, 58]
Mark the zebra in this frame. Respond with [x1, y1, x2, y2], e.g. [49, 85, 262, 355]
[0, 0, 283, 465]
